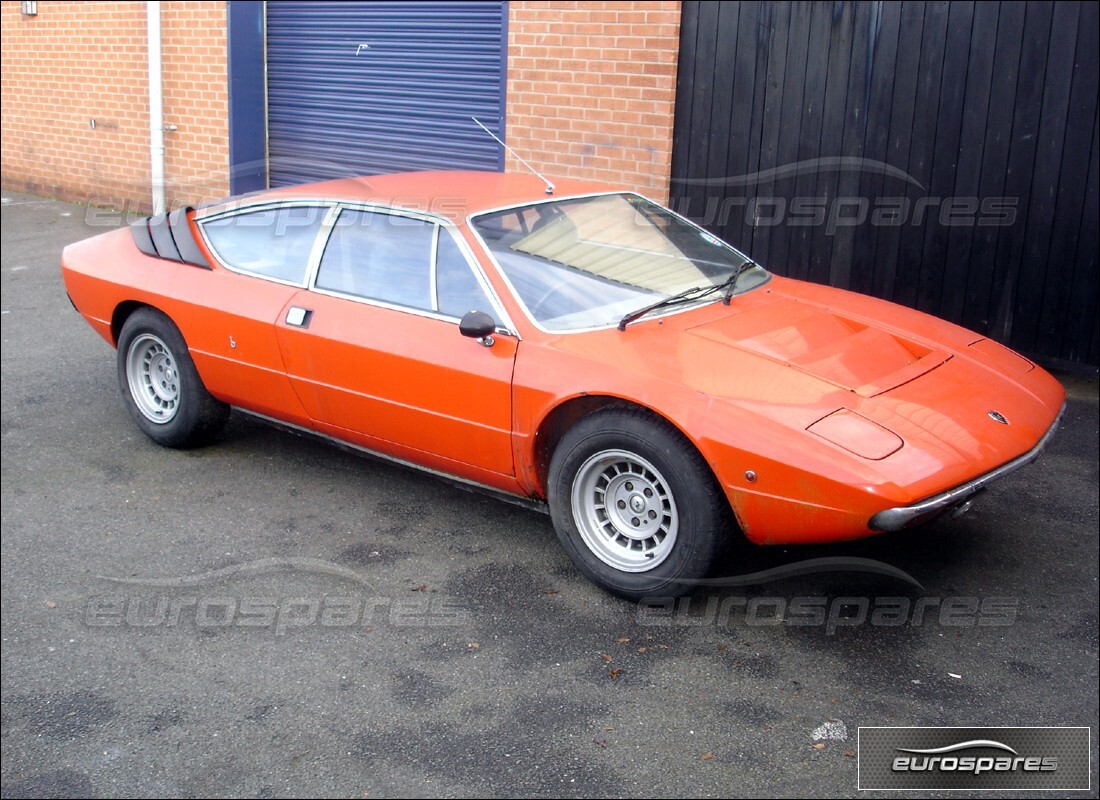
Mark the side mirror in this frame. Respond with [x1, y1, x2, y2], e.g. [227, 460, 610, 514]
[459, 310, 497, 346]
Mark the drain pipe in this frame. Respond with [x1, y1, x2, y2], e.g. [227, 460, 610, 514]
[147, 1, 166, 215]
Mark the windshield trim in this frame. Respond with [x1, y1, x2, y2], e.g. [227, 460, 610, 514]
[466, 191, 770, 335]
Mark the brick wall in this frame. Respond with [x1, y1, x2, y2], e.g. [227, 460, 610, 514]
[506, 0, 681, 203]
[159, 2, 230, 207]
[2, 1, 681, 209]
[0, 0, 228, 212]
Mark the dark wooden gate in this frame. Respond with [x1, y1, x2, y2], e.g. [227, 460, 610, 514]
[671, 1, 1098, 369]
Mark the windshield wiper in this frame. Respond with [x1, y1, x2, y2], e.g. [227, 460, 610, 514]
[617, 258, 760, 330]
[722, 257, 758, 305]
[617, 283, 725, 331]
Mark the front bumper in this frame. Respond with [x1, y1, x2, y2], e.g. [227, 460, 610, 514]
[868, 402, 1066, 532]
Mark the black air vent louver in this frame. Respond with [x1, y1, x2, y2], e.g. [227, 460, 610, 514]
[129, 208, 212, 269]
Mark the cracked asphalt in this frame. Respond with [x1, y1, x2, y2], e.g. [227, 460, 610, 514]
[2, 191, 1097, 798]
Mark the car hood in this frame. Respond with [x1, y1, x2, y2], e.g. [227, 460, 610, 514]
[686, 293, 952, 397]
[549, 276, 1065, 502]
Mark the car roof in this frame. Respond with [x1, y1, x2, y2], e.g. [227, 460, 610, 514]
[226, 170, 623, 223]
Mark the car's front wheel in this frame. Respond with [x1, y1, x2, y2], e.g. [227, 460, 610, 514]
[116, 307, 229, 448]
[548, 408, 731, 600]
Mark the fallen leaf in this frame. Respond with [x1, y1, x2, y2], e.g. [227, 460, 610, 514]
[700, 751, 714, 761]
[542, 588, 560, 595]
[616, 637, 630, 644]
[608, 668, 622, 679]
[602, 725, 615, 732]
[844, 749, 856, 758]
[716, 644, 726, 652]
[813, 743, 826, 750]
[467, 642, 480, 650]
[657, 644, 670, 651]
[600, 653, 613, 662]
[636, 647, 647, 653]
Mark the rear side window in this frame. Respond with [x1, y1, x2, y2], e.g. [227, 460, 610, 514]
[200, 206, 327, 285]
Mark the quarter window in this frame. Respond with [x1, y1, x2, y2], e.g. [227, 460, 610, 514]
[436, 230, 494, 318]
[200, 206, 327, 284]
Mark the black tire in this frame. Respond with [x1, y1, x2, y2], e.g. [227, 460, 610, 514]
[547, 407, 731, 600]
[116, 307, 229, 448]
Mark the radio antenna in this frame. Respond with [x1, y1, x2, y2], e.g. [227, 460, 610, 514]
[472, 117, 555, 194]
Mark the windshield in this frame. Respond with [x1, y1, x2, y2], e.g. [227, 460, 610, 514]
[471, 193, 768, 331]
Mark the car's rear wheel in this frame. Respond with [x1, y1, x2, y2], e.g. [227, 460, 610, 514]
[117, 307, 229, 448]
[548, 407, 730, 600]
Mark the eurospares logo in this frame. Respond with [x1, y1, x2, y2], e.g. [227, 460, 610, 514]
[858, 727, 1090, 790]
[893, 739, 1057, 775]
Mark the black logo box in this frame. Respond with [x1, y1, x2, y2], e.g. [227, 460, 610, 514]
[858, 727, 1091, 791]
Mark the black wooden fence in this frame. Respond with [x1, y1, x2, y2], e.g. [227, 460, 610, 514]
[671, 1, 1098, 369]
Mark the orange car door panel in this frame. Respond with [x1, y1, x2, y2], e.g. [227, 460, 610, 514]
[276, 293, 516, 476]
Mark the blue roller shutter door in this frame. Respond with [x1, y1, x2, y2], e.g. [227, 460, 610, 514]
[266, 1, 507, 187]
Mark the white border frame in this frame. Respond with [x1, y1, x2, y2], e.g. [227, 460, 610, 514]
[856, 726, 1092, 792]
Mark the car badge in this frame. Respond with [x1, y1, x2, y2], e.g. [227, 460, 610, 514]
[987, 410, 1009, 425]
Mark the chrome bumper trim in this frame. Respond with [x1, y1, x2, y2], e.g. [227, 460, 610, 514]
[869, 402, 1066, 532]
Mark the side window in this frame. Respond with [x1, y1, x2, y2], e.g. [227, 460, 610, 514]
[200, 206, 326, 284]
[316, 209, 433, 310]
[436, 230, 495, 319]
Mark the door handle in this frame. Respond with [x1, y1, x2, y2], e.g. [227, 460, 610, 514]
[286, 306, 313, 328]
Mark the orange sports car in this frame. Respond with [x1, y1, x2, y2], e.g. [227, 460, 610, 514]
[61, 171, 1065, 599]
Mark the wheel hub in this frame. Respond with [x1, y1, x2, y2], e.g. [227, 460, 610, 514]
[606, 476, 663, 539]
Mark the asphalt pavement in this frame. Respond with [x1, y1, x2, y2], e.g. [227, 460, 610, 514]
[2, 191, 1097, 798]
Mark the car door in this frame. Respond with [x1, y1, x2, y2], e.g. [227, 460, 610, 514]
[188, 202, 333, 426]
[275, 206, 518, 483]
